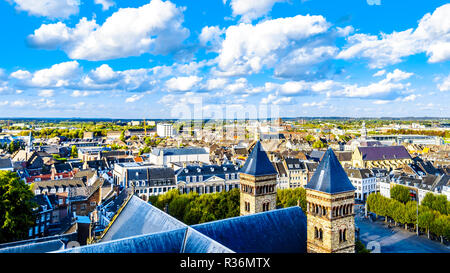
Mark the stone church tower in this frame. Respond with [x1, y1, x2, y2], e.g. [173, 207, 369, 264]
[239, 141, 277, 216]
[305, 148, 356, 253]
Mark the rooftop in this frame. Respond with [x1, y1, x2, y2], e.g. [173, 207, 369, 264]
[239, 141, 277, 176]
[305, 148, 356, 194]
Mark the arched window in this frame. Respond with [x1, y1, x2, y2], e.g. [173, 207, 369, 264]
[319, 229, 323, 240]
[343, 229, 347, 242]
[314, 227, 318, 238]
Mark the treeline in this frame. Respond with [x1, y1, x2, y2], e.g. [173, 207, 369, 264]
[276, 187, 307, 212]
[148, 187, 308, 225]
[148, 189, 240, 225]
[0, 141, 23, 154]
[367, 189, 450, 243]
[384, 129, 450, 138]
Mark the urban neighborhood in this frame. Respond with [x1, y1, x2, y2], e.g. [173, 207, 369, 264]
[0, 0, 449, 261]
[0, 118, 449, 253]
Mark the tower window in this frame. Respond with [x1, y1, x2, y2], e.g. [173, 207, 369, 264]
[245, 201, 250, 212]
[339, 229, 347, 243]
[314, 227, 323, 241]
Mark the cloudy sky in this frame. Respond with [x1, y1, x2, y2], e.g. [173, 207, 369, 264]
[0, 0, 449, 119]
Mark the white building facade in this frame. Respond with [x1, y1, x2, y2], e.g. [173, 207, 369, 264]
[157, 123, 175, 138]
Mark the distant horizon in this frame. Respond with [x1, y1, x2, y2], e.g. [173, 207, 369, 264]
[0, 116, 449, 122]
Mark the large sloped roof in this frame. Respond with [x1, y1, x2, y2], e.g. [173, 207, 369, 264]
[59, 229, 187, 253]
[0, 233, 77, 253]
[100, 196, 187, 242]
[305, 148, 356, 194]
[18, 194, 309, 253]
[192, 206, 307, 253]
[56, 227, 234, 253]
[182, 228, 234, 253]
[239, 141, 277, 176]
[0, 239, 65, 253]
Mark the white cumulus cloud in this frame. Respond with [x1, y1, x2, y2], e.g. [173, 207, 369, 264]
[28, 0, 190, 61]
[165, 76, 202, 92]
[337, 4, 450, 68]
[216, 14, 331, 76]
[7, 0, 79, 19]
[226, 0, 287, 23]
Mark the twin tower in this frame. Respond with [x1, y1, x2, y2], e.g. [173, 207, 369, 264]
[239, 141, 356, 253]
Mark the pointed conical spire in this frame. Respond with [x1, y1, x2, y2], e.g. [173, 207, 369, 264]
[240, 141, 277, 176]
[305, 148, 355, 194]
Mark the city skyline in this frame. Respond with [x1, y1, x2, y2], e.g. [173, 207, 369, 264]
[0, 0, 449, 119]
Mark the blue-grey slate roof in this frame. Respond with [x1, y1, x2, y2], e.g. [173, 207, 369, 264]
[182, 227, 234, 253]
[175, 163, 240, 183]
[100, 196, 187, 242]
[58, 229, 187, 253]
[0, 239, 65, 253]
[57, 227, 234, 253]
[239, 141, 277, 176]
[305, 148, 356, 194]
[192, 206, 307, 253]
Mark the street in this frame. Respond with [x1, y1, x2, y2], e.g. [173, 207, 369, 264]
[355, 205, 450, 253]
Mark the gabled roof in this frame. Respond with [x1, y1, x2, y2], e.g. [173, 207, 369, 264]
[100, 196, 187, 242]
[56, 227, 233, 253]
[239, 141, 277, 176]
[305, 148, 356, 194]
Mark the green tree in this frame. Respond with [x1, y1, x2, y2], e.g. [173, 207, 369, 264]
[0, 171, 36, 243]
[405, 201, 418, 230]
[430, 214, 448, 244]
[355, 239, 370, 253]
[71, 145, 78, 158]
[276, 188, 307, 212]
[418, 207, 436, 239]
[305, 135, 315, 142]
[312, 140, 326, 149]
[431, 195, 448, 215]
[168, 195, 191, 221]
[390, 185, 410, 204]
[120, 130, 126, 142]
[391, 200, 406, 226]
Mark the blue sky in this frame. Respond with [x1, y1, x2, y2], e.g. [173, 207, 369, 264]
[0, 0, 449, 119]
